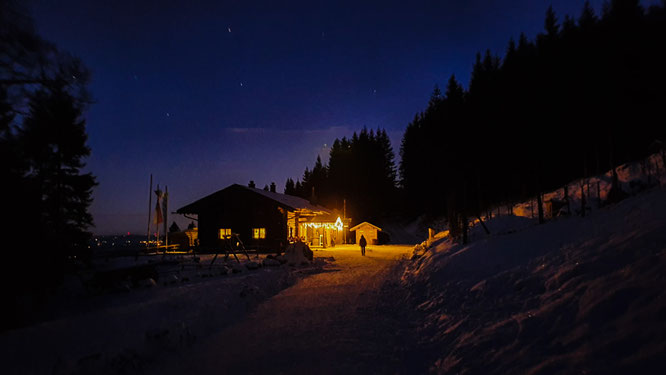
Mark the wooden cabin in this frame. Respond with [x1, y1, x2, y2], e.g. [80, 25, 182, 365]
[349, 222, 382, 245]
[176, 183, 348, 252]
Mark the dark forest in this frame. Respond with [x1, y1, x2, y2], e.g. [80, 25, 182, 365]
[288, 0, 666, 242]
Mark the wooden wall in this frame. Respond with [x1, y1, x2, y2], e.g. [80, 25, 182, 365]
[197, 188, 288, 252]
[354, 223, 379, 245]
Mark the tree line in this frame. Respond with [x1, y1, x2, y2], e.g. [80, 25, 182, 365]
[284, 128, 398, 223]
[399, 0, 666, 242]
[283, 1, 666, 242]
[1, 0, 96, 316]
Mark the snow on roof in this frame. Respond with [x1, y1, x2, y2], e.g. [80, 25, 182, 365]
[241, 185, 331, 213]
[176, 184, 332, 214]
[349, 221, 382, 231]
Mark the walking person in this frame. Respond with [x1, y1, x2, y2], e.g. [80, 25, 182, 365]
[359, 234, 367, 256]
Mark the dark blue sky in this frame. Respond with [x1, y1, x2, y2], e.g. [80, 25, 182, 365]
[30, 0, 620, 234]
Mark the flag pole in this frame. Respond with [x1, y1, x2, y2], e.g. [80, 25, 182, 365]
[147, 174, 152, 248]
[164, 185, 169, 249]
[155, 184, 160, 248]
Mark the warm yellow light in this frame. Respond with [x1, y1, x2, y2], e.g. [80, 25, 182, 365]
[303, 220, 343, 230]
[335, 217, 343, 231]
[219, 228, 231, 239]
[253, 228, 266, 239]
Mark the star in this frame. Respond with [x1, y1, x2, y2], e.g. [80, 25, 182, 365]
[228, 27, 232, 33]
[166, 112, 170, 117]
[240, 82, 243, 87]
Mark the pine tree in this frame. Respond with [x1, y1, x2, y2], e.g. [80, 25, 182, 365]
[327, 137, 352, 209]
[562, 15, 576, 36]
[294, 180, 302, 197]
[377, 129, 397, 188]
[169, 221, 181, 233]
[428, 84, 442, 108]
[21, 84, 97, 264]
[0, 86, 24, 180]
[284, 177, 295, 195]
[579, 1, 597, 29]
[299, 167, 311, 198]
[544, 5, 560, 37]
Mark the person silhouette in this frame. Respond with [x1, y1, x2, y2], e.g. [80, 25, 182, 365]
[359, 235, 367, 256]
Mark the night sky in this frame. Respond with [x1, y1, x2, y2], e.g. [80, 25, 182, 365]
[30, 0, 618, 235]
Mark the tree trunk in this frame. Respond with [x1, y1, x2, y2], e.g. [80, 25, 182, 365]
[608, 134, 614, 172]
[580, 180, 586, 217]
[476, 171, 483, 220]
[564, 184, 570, 215]
[476, 214, 490, 235]
[660, 148, 666, 187]
[530, 199, 534, 218]
[461, 216, 468, 245]
[535, 158, 544, 224]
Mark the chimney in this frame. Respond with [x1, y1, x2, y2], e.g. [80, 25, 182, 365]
[248, 180, 256, 188]
[270, 182, 276, 193]
[310, 186, 317, 205]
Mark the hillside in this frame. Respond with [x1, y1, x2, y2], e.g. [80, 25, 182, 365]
[401, 186, 666, 374]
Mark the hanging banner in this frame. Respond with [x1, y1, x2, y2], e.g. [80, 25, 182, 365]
[154, 187, 164, 225]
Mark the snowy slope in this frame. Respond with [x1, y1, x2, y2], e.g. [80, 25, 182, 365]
[0, 261, 299, 375]
[402, 187, 666, 374]
[511, 152, 665, 220]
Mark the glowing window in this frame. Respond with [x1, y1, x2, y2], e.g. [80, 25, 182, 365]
[252, 228, 266, 239]
[219, 228, 231, 238]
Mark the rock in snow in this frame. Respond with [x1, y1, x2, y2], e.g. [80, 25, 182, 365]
[283, 242, 312, 265]
[262, 258, 281, 267]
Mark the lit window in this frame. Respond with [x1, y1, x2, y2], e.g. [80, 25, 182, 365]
[219, 228, 231, 238]
[252, 228, 266, 239]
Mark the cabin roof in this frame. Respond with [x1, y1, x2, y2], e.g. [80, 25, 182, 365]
[176, 184, 332, 214]
[349, 221, 382, 231]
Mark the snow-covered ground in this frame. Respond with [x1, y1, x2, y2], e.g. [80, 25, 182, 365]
[148, 244, 415, 375]
[1, 246, 415, 375]
[4, 153, 665, 374]
[402, 187, 666, 374]
[0, 254, 327, 375]
[511, 152, 665, 221]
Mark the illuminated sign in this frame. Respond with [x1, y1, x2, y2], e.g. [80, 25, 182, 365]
[335, 217, 343, 231]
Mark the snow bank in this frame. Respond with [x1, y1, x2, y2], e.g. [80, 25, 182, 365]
[1, 250, 339, 374]
[282, 241, 312, 265]
[469, 214, 536, 240]
[513, 151, 666, 220]
[402, 188, 666, 374]
[0, 261, 296, 374]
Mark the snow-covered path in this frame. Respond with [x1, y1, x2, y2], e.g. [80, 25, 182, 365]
[154, 245, 417, 375]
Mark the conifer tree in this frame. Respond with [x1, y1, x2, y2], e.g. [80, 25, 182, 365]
[579, 1, 597, 29]
[169, 221, 181, 233]
[397, 1, 666, 241]
[284, 177, 295, 195]
[21, 84, 97, 264]
[544, 5, 560, 37]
